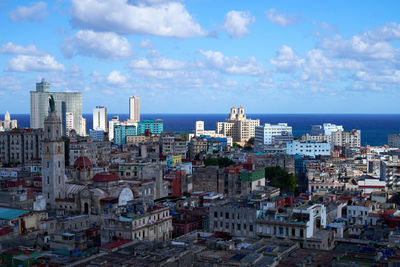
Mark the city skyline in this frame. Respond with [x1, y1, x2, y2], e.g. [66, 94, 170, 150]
[0, 1, 400, 114]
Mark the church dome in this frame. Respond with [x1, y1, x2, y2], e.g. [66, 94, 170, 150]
[73, 156, 92, 169]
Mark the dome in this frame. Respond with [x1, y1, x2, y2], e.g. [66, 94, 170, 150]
[92, 173, 119, 182]
[73, 156, 92, 169]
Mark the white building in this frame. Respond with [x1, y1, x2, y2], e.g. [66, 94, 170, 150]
[81, 117, 86, 136]
[0, 111, 17, 131]
[108, 116, 120, 141]
[189, 120, 232, 146]
[255, 123, 293, 146]
[286, 141, 331, 157]
[323, 123, 344, 136]
[129, 96, 140, 123]
[216, 107, 260, 143]
[93, 106, 107, 132]
[65, 112, 74, 136]
[331, 129, 361, 147]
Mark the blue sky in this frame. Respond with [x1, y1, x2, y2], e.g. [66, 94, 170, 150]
[0, 0, 400, 114]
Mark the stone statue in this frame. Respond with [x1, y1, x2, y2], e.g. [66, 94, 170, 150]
[49, 95, 55, 112]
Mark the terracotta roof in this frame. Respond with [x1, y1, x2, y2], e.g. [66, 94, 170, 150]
[93, 173, 119, 182]
[73, 156, 92, 169]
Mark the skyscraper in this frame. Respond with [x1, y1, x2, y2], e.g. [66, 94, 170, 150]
[129, 96, 140, 122]
[30, 79, 83, 136]
[93, 106, 107, 132]
[65, 112, 74, 136]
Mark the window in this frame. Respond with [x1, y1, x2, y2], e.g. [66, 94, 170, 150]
[237, 224, 241, 230]
[225, 212, 229, 219]
[249, 225, 253, 232]
[214, 212, 218, 218]
[226, 223, 229, 229]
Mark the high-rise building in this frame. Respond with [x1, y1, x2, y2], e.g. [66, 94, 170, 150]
[255, 123, 293, 146]
[331, 129, 361, 148]
[65, 112, 74, 136]
[114, 125, 137, 145]
[30, 79, 82, 135]
[129, 96, 140, 122]
[137, 119, 163, 135]
[42, 108, 66, 209]
[0, 111, 17, 131]
[81, 117, 87, 136]
[388, 134, 400, 148]
[108, 116, 120, 141]
[216, 107, 260, 143]
[93, 106, 107, 132]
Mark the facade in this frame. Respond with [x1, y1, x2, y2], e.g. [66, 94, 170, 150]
[0, 111, 17, 131]
[42, 110, 66, 209]
[0, 128, 43, 165]
[65, 112, 74, 136]
[137, 119, 163, 135]
[92, 106, 107, 132]
[160, 133, 187, 158]
[286, 141, 331, 157]
[30, 79, 83, 135]
[388, 134, 400, 148]
[108, 116, 120, 141]
[81, 116, 87, 136]
[216, 107, 260, 143]
[255, 123, 293, 152]
[331, 129, 361, 148]
[114, 124, 137, 145]
[322, 123, 344, 136]
[89, 129, 105, 142]
[129, 96, 140, 123]
[189, 136, 208, 158]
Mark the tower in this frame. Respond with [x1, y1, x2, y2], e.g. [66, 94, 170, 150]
[237, 107, 246, 120]
[229, 106, 237, 120]
[129, 96, 140, 122]
[93, 106, 107, 132]
[42, 103, 65, 209]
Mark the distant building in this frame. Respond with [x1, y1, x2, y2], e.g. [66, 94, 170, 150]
[108, 115, 120, 141]
[286, 141, 331, 157]
[0, 111, 17, 131]
[81, 116, 87, 136]
[137, 119, 163, 135]
[321, 123, 344, 136]
[331, 129, 361, 148]
[93, 106, 107, 132]
[255, 123, 293, 152]
[0, 128, 43, 165]
[114, 124, 137, 145]
[160, 133, 187, 158]
[65, 112, 74, 136]
[216, 107, 260, 143]
[89, 129, 105, 142]
[129, 96, 140, 123]
[30, 79, 83, 135]
[388, 134, 400, 148]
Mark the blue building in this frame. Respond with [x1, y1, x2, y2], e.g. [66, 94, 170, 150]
[137, 119, 164, 135]
[114, 125, 137, 145]
[89, 129, 104, 142]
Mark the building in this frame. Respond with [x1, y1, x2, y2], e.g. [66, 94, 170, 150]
[129, 96, 140, 123]
[114, 124, 137, 146]
[388, 134, 400, 148]
[0, 128, 43, 165]
[0, 111, 17, 131]
[286, 141, 331, 157]
[137, 119, 163, 135]
[89, 129, 105, 142]
[65, 112, 74, 136]
[92, 106, 107, 132]
[320, 123, 344, 136]
[216, 107, 260, 143]
[331, 129, 361, 148]
[30, 79, 83, 135]
[255, 123, 293, 152]
[41, 108, 66, 209]
[188, 137, 208, 158]
[160, 133, 187, 158]
[108, 116, 120, 141]
[81, 116, 87, 136]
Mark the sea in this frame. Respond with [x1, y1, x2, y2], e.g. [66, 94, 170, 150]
[5, 114, 400, 147]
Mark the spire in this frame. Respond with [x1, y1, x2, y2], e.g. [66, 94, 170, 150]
[4, 111, 10, 121]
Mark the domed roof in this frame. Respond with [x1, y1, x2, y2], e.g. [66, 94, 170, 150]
[73, 156, 92, 169]
[92, 173, 119, 182]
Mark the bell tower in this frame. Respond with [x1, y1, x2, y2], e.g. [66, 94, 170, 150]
[42, 97, 65, 209]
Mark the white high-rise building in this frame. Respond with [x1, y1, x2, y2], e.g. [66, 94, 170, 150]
[0, 111, 17, 131]
[108, 116, 120, 141]
[323, 123, 344, 136]
[65, 112, 74, 136]
[129, 96, 140, 123]
[81, 117, 87, 136]
[93, 106, 107, 132]
[255, 123, 293, 146]
[216, 107, 260, 143]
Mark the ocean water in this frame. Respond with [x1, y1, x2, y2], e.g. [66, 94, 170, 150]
[5, 114, 400, 146]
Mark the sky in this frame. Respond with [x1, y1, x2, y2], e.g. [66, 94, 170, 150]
[0, 0, 400, 114]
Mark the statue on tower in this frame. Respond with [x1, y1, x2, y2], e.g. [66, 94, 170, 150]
[49, 95, 55, 112]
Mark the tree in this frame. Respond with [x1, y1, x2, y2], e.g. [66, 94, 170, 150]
[204, 157, 235, 168]
[247, 137, 255, 145]
[265, 166, 297, 193]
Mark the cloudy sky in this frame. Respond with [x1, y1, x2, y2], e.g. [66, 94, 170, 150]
[0, 0, 400, 114]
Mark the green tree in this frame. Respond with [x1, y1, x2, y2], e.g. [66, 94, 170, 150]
[204, 157, 235, 168]
[265, 166, 297, 193]
[247, 137, 255, 145]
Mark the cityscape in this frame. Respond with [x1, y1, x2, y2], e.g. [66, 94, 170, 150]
[1, 1, 400, 267]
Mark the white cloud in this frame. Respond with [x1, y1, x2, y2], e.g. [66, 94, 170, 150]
[265, 9, 297, 27]
[128, 54, 186, 79]
[0, 42, 43, 55]
[139, 39, 153, 49]
[63, 30, 132, 60]
[9, 2, 47, 23]
[5, 55, 65, 72]
[0, 75, 22, 91]
[270, 45, 304, 72]
[107, 70, 130, 85]
[301, 49, 336, 82]
[200, 50, 266, 76]
[363, 22, 400, 42]
[70, 0, 207, 38]
[223, 10, 255, 38]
